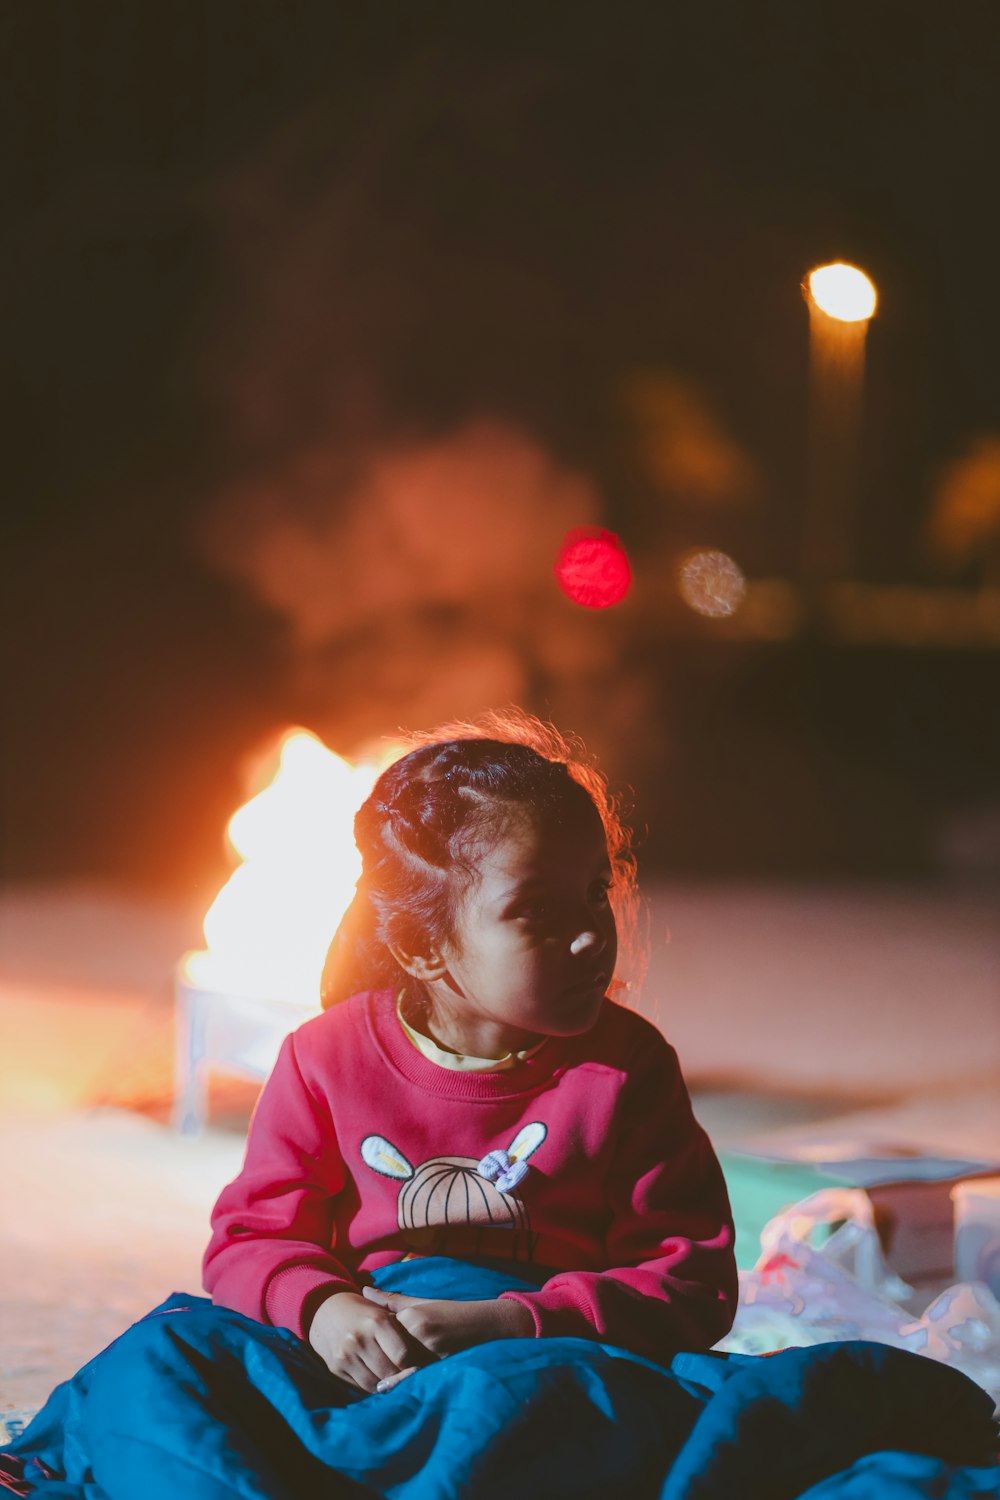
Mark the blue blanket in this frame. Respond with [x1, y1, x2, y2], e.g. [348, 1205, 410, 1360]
[2, 1258, 997, 1499]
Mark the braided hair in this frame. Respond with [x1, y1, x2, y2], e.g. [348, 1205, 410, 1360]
[320, 709, 639, 1009]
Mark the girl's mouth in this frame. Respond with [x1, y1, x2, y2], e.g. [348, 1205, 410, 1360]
[564, 971, 609, 997]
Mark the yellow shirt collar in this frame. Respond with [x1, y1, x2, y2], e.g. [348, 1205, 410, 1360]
[395, 992, 548, 1072]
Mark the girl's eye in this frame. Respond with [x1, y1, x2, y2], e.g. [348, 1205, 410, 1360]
[513, 881, 611, 920]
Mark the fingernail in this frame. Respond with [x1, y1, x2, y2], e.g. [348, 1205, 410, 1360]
[375, 1379, 389, 1393]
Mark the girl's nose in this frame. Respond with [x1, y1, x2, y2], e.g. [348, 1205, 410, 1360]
[569, 929, 605, 956]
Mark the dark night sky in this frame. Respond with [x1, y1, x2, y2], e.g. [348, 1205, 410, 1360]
[3, 2, 1000, 893]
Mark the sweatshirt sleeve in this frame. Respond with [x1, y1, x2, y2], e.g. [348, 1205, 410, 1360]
[202, 1028, 358, 1339]
[498, 1027, 737, 1364]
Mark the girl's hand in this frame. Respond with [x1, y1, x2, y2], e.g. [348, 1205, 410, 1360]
[307, 1291, 431, 1394]
[361, 1287, 534, 1390]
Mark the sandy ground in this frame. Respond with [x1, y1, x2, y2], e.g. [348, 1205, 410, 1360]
[0, 1111, 244, 1418]
[1, 879, 998, 1419]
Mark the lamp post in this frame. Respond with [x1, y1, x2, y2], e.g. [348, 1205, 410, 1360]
[802, 262, 877, 588]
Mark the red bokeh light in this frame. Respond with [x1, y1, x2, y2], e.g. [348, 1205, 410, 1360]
[554, 528, 632, 609]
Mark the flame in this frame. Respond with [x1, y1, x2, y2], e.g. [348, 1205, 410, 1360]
[182, 729, 393, 1005]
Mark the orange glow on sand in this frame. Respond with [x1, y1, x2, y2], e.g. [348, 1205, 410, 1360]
[554, 527, 632, 609]
[182, 730, 394, 1006]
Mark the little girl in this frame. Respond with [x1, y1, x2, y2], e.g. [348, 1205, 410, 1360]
[203, 713, 737, 1395]
[4, 712, 738, 1499]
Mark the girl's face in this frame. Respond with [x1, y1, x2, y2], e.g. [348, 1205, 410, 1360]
[431, 802, 618, 1053]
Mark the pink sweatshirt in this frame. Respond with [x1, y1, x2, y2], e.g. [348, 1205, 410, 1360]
[203, 989, 737, 1364]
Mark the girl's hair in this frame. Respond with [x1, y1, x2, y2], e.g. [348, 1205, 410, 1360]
[320, 708, 642, 1009]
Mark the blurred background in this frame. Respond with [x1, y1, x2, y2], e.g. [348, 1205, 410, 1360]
[4, 1, 1000, 895]
[2, 1, 1000, 1414]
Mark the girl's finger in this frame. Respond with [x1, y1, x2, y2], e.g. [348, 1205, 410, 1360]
[339, 1335, 404, 1392]
[394, 1305, 443, 1351]
[363, 1287, 425, 1309]
[373, 1321, 418, 1372]
[356, 1345, 407, 1389]
[342, 1356, 382, 1395]
[347, 1347, 408, 1394]
[375, 1366, 419, 1394]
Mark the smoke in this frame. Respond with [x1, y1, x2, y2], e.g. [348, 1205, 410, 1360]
[199, 421, 596, 644]
[195, 420, 655, 767]
[188, 55, 764, 778]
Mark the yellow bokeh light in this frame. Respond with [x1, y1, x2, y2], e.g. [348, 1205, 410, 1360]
[807, 263, 877, 323]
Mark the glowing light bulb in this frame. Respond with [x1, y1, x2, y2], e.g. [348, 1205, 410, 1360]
[806, 263, 877, 323]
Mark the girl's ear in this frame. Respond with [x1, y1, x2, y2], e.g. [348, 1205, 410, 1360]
[386, 937, 449, 982]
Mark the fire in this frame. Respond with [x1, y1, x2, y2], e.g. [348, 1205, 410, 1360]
[182, 730, 391, 1006]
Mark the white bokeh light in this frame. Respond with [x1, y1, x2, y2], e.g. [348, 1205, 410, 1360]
[806, 262, 877, 323]
[677, 549, 747, 618]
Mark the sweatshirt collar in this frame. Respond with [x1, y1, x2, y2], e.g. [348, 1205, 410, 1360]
[395, 992, 549, 1072]
[368, 990, 572, 1100]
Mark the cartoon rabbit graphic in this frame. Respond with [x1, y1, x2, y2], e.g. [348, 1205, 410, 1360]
[360, 1123, 547, 1261]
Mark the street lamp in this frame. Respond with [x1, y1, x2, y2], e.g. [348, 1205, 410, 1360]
[802, 261, 878, 585]
[807, 263, 877, 323]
